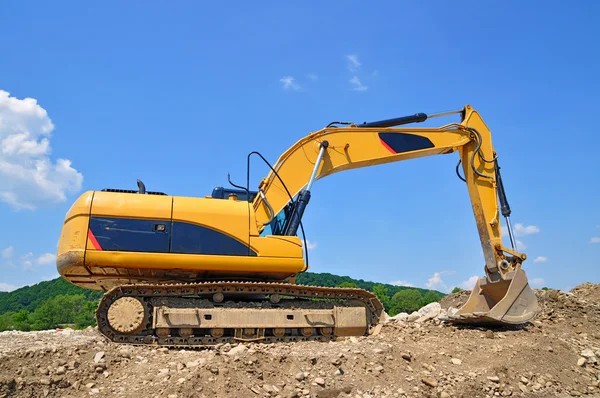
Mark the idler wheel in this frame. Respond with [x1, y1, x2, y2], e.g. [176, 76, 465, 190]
[107, 297, 146, 334]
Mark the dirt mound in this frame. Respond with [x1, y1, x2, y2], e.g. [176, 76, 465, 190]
[439, 289, 471, 310]
[571, 283, 600, 304]
[0, 286, 599, 398]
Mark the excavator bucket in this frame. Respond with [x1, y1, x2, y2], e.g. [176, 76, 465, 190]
[442, 269, 539, 325]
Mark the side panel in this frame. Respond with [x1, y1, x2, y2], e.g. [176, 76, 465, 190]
[171, 222, 256, 256]
[88, 217, 171, 253]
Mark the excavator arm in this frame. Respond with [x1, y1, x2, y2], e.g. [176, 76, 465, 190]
[250, 104, 539, 325]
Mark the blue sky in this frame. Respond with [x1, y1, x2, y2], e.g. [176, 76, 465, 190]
[0, 1, 598, 293]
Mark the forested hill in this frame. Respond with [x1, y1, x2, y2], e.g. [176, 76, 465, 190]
[0, 273, 447, 332]
[0, 278, 103, 314]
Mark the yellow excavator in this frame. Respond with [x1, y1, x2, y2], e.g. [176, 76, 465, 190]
[56, 104, 539, 346]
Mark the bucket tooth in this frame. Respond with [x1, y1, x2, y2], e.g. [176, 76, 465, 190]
[447, 269, 539, 326]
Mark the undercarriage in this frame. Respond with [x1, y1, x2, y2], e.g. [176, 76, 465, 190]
[96, 281, 385, 347]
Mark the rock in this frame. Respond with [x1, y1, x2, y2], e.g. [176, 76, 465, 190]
[118, 348, 131, 358]
[486, 330, 494, 339]
[447, 307, 459, 316]
[487, 376, 500, 383]
[401, 352, 411, 361]
[227, 345, 248, 356]
[373, 366, 384, 373]
[93, 352, 105, 364]
[421, 377, 438, 387]
[581, 349, 598, 363]
[577, 358, 586, 367]
[177, 363, 185, 371]
[158, 347, 169, 353]
[86, 383, 96, 388]
[185, 361, 200, 368]
[416, 302, 442, 321]
[39, 378, 51, 385]
[55, 366, 66, 375]
[314, 377, 325, 386]
[373, 348, 385, 354]
[451, 358, 462, 365]
[390, 312, 409, 322]
[295, 372, 305, 381]
[518, 383, 528, 393]
[440, 392, 450, 398]
[263, 384, 276, 393]
[408, 312, 420, 322]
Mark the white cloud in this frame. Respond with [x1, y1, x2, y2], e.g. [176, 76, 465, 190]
[530, 277, 545, 288]
[514, 223, 540, 236]
[345, 54, 361, 71]
[0, 282, 19, 292]
[279, 76, 300, 91]
[36, 253, 56, 265]
[1, 245, 13, 259]
[460, 275, 480, 290]
[390, 280, 414, 287]
[0, 89, 83, 210]
[349, 76, 368, 92]
[21, 252, 34, 271]
[501, 223, 540, 237]
[516, 240, 526, 251]
[533, 256, 548, 263]
[590, 237, 600, 244]
[305, 240, 317, 250]
[425, 271, 449, 293]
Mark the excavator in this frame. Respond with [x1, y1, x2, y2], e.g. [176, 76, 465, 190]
[56, 104, 539, 346]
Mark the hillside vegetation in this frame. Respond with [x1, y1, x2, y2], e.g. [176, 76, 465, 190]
[0, 273, 445, 332]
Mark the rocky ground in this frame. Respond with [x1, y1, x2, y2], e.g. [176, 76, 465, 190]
[0, 284, 599, 398]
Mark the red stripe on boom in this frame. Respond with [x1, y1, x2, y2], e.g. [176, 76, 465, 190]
[380, 138, 396, 154]
[88, 229, 102, 250]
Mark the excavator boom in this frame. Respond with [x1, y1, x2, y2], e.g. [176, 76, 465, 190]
[250, 104, 538, 325]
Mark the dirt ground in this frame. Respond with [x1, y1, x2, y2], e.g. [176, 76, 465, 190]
[0, 284, 599, 398]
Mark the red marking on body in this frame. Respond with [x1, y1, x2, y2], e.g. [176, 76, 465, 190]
[380, 138, 396, 154]
[88, 229, 102, 250]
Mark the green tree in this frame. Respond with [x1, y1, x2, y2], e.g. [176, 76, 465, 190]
[0, 312, 15, 331]
[419, 290, 442, 307]
[451, 287, 462, 294]
[372, 284, 391, 312]
[337, 282, 359, 288]
[389, 289, 422, 315]
[12, 309, 31, 331]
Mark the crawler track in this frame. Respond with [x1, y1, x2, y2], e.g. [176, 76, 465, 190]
[96, 281, 384, 347]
